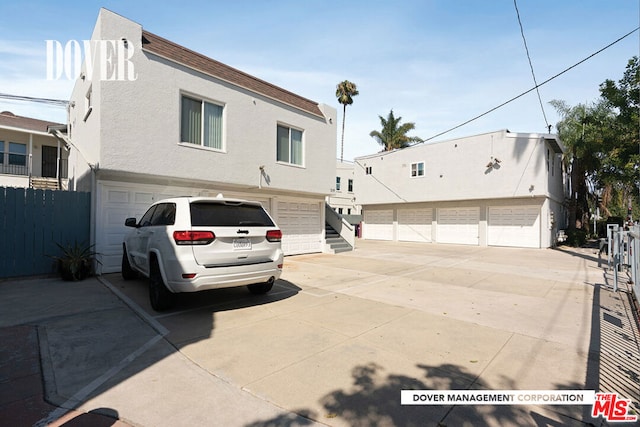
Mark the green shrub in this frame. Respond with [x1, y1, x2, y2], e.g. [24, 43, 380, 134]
[564, 229, 588, 247]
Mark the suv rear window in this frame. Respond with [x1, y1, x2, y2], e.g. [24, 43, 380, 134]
[190, 202, 275, 227]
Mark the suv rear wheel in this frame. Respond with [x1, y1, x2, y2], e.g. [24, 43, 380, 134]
[247, 278, 275, 295]
[149, 260, 174, 311]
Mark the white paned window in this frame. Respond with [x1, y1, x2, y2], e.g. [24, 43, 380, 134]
[181, 95, 224, 150]
[411, 161, 425, 177]
[277, 124, 303, 166]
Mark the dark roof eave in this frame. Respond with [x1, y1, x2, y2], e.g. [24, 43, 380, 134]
[140, 31, 325, 119]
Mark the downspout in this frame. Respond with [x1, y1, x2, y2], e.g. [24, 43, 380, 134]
[90, 163, 98, 273]
[28, 133, 33, 187]
[56, 139, 61, 189]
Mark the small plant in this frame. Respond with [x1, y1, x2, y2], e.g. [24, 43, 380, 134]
[50, 241, 100, 281]
[563, 229, 588, 247]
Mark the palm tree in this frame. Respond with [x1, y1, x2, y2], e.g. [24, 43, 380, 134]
[336, 80, 359, 162]
[369, 109, 423, 151]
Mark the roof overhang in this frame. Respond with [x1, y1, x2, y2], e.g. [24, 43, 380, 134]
[542, 135, 565, 154]
[0, 124, 53, 137]
[47, 124, 71, 151]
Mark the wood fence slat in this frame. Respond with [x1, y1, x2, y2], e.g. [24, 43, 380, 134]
[0, 187, 91, 278]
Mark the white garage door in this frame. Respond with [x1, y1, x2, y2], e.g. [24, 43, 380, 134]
[398, 208, 433, 242]
[488, 206, 540, 248]
[276, 200, 322, 255]
[97, 182, 192, 273]
[437, 207, 479, 245]
[97, 182, 322, 273]
[363, 210, 394, 241]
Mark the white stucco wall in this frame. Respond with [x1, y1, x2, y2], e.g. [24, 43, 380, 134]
[327, 160, 360, 215]
[354, 130, 565, 205]
[69, 9, 336, 198]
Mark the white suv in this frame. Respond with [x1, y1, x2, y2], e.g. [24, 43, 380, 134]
[122, 196, 283, 311]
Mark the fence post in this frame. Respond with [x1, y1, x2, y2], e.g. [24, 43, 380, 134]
[613, 228, 620, 292]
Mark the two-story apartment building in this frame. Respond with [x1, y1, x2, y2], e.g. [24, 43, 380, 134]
[0, 111, 68, 190]
[354, 130, 568, 248]
[67, 9, 337, 273]
[328, 160, 360, 216]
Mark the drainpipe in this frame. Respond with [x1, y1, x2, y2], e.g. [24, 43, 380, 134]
[90, 163, 98, 273]
[56, 139, 61, 189]
[28, 133, 33, 187]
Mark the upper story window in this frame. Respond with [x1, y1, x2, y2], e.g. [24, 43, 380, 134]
[365, 166, 372, 175]
[181, 95, 224, 151]
[348, 179, 353, 192]
[277, 124, 303, 166]
[336, 177, 341, 191]
[411, 161, 424, 177]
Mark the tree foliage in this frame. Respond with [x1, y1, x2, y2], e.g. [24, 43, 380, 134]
[369, 109, 423, 151]
[551, 56, 640, 230]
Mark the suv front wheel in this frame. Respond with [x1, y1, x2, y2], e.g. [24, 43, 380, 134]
[149, 260, 174, 311]
[121, 246, 137, 280]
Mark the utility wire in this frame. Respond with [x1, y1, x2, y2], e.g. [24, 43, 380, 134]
[421, 26, 640, 144]
[0, 93, 68, 107]
[513, 0, 549, 130]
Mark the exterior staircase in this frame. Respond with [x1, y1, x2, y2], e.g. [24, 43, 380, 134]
[325, 223, 353, 253]
[30, 177, 59, 190]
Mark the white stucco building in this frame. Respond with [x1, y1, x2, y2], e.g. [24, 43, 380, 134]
[66, 9, 337, 272]
[327, 160, 360, 216]
[354, 130, 568, 248]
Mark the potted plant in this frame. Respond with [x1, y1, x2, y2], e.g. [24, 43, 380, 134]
[51, 241, 100, 281]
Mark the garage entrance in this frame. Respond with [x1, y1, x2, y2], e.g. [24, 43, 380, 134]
[488, 206, 540, 248]
[436, 207, 480, 245]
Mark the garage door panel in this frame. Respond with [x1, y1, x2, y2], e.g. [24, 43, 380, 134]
[488, 206, 539, 248]
[364, 210, 393, 241]
[437, 207, 479, 245]
[398, 208, 432, 242]
[277, 201, 322, 255]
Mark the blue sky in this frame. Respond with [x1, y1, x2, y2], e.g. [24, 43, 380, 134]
[0, 1, 638, 160]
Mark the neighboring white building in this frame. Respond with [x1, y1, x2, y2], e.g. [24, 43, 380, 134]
[354, 130, 568, 248]
[0, 111, 69, 190]
[327, 160, 360, 216]
[67, 9, 337, 273]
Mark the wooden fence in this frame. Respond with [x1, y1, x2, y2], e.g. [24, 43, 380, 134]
[0, 187, 90, 278]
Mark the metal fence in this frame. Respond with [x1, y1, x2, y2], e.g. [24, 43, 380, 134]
[605, 224, 640, 306]
[0, 187, 91, 278]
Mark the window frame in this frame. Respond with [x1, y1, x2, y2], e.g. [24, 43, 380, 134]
[410, 161, 425, 178]
[179, 93, 226, 152]
[336, 176, 341, 191]
[276, 123, 305, 167]
[348, 179, 353, 192]
[8, 142, 27, 166]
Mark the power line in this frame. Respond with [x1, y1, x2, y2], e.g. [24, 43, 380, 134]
[513, 0, 549, 129]
[0, 93, 68, 107]
[421, 26, 640, 144]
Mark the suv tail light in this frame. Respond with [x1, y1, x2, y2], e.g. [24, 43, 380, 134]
[266, 229, 282, 242]
[173, 230, 215, 245]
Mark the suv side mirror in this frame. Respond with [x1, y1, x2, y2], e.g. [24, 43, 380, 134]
[125, 217, 138, 227]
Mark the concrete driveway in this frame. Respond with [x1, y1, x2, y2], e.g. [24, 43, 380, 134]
[9, 240, 638, 426]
